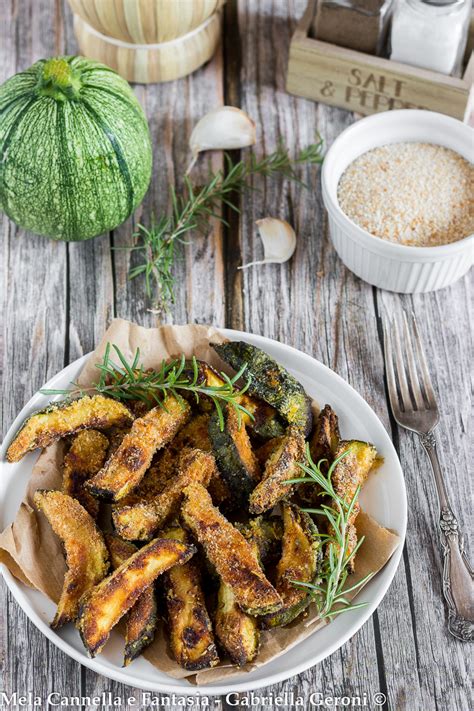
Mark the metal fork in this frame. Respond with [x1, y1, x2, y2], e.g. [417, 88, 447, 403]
[383, 309, 473, 642]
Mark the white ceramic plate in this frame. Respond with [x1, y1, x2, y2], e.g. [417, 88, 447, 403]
[0, 329, 407, 695]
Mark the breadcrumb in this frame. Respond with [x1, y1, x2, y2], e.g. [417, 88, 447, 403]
[338, 143, 474, 246]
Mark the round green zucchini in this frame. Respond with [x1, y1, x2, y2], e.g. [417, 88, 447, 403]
[0, 56, 152, 240]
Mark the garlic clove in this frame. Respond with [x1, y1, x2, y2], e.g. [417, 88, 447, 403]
[239, 218, 297, 269]
[189, 106, 256, 160]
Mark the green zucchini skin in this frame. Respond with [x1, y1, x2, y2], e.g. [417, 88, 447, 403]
[0, 56, 152, 241]
[123, 591, 158, 667]
[261, 505, 322, 629]
[104, 533, 158, 666]
[213, 342, 313, 436]
[214, 580, 260, 667]
[208, 406, 260, 506]
[241, 397, 286, 441]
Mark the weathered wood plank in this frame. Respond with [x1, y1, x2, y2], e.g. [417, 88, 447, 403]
[376, 285, 472, 711]
[228, 1, 385, 708]
[0, 0, 82, 702]
[223, 1, 470, 710]
[59, 0, 228, 706]
[111, 45, 226, 329]
[61, 0, 116, 363]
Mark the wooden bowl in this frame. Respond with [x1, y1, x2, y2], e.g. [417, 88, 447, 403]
[73, 12, 221, 83]
[68, 0, 225, 43]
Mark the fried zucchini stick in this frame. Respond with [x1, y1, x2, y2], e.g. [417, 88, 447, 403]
[86, 396, 190, 502]
[190, 360, 284, 439]
[113, 448, 218, 541]
[63, 430, 109, 518]
[7, 395, 133, 462]
[310, 404, 340, 466]
[249, 426, 305, 514]
[208, 405, 261, 506]
[330, 440, 377, 571]
[162, 527, 219, 671]
[78, 537, 195, 657]
[255, 437, 284, 467]
[34, 490, 109, 628]
[214, 581, 259, 666]
[212, 341, 313, 435]
[181, 483, 283, 616]
[262, 504, 321, 628]
[214, 526, 263, 666]
[238, 516, 283, 568]
[105, 534, 158, 666]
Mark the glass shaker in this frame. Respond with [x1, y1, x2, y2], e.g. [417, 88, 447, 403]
[312, 0, 395, 55]
[389, 0, 471, 76]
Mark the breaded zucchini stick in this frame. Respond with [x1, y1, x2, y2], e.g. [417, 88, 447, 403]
[77, 536, 195, 657]
[238, 516, 283, 568]
[106, 426, 131, 456]
[174, 413, 212, 452]
[298, 405, 339, 509]
[249, 426, 305, 514]
[208, 405, 260, 506]
[113, 448, 218, 541]
[189, 360, 285, 439]
[181, 483, 282, 616]
[34, 490, 109, 628]
[177, 413, 230, 506]
[63, 430, 109, 518]
[215, 581, 259, 666]
[262, 504, 321, 628]
[105, 534, 158, 666]
[117, 450, 176, 508]
[238, 395, 285, 440]
[7, 395, 133, 462]
[255, 437, 284, 467]
[212, 341, 313, 435]
[162, 526, 219, 671]
[330, 440, 377, 571]
[310, 404, 340, 467]
[214, 524, 263, 666]
[116, 414, 213, 509]
[86, 396, 190, 502]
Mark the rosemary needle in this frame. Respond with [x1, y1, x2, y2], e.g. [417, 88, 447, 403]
[41, 343, 252, 431]
[125, 137, 324, 313]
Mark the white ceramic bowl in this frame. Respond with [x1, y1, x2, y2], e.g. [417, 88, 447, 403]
[0, 330, 407, 694]
[321, 110, 474, 293]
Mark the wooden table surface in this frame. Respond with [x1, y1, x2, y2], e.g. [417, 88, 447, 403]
[1, 1, 471, 709]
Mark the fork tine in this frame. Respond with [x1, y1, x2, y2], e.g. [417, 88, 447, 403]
[382, 319, 401, 416]
[392, 315, 414, 412]
[411, 312, 437, 408]
[402, 310, 425, 410]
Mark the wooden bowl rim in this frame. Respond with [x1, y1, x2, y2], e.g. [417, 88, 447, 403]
[73, 11, 220, 50]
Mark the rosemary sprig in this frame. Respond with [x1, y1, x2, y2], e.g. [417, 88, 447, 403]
[126, 138, 324, 313]
[41, 343, 252, 430]
[286, 444, 374, 620]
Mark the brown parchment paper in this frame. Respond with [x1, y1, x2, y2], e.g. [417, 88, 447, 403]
[0, 318, 401, 684]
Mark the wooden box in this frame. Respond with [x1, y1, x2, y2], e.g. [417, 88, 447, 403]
[286, 0, 474, 122]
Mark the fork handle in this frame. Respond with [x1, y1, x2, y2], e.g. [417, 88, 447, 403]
[420, 432, 474, 642]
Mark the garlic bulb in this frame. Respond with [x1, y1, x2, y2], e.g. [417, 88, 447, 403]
[189, 106, 256, 165]
[239, 218, 297, 269]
